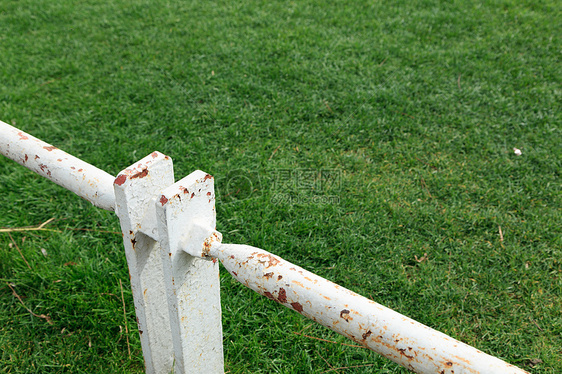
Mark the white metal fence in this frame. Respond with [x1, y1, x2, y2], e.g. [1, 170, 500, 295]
[0, 120, 530, 374]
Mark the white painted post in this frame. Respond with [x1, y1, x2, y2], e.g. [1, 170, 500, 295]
[155, 170, 224, 374]
[113, 152, 175, 374]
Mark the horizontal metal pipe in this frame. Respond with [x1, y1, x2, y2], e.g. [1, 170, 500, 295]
[0, 120, 115, 211]
[210, 243, 529, 374]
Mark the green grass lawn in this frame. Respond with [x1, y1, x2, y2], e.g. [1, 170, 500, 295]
[1, 0, 560, 372]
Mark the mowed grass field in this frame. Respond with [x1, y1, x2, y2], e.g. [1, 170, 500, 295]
[0, 0, 560, 372]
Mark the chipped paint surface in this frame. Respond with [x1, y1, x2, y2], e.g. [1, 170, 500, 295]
[113, 152, 175, 374]
[209, 243, 529, 374]
[0, 121, 115, 211]
[156, 170, 224, 374]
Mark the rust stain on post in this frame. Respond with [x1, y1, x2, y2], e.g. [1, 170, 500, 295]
[130, 168, 149, 179]
[115, 174, 127, 186]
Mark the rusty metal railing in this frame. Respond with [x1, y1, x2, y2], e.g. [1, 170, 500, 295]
[0, 120, 530, 374]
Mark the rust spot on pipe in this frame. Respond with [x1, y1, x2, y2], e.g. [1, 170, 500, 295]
[398, 348, 415, 360]
[24, 154, 28, 162]
[115, 174, 127, 186]
[451, 354, 472, 366]
[362, 330, 372, 340]
[204, 174, 213, 181]
[232, 271, 238, 276]
[160, 195, 169, 205]
[264, 272, 274, 279]
[17, 132, 28, 140]
[203, 232, 221, 257]
[206, 192, 211, 196]
[277, 275, 283, 280]
[264, 291, 275, 300]
[256, 253, 281, 268]
[340, 309, 352, 322]
[151, 152, 158, 158]
[131, 237, 137, 248]
[43, 146, 57, 152]
[35, 155, 40, 160]
[191, 192, 195, 199]
[130, 168, 149, 179]
[445, 361, 453, 367]
[278, 288, 287, 303]
[291, 302, 303, 312]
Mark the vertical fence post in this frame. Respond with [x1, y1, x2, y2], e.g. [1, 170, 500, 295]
[155, 170, 223, 374]
[113, 152, 175, 374]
